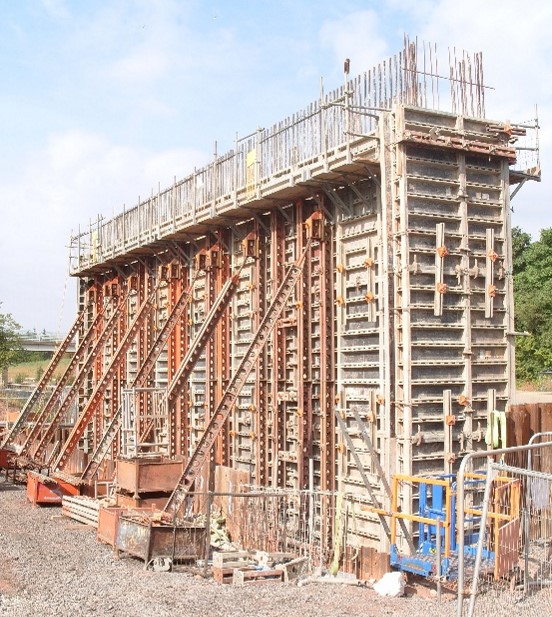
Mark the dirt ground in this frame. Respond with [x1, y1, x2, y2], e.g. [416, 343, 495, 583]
[0, 477, 459, 617]
[3, 391, 550, 616]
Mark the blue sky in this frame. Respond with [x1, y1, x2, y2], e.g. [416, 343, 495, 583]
[1, 0, 551, 332]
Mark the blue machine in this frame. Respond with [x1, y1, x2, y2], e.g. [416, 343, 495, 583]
[390, 474, 496, 579]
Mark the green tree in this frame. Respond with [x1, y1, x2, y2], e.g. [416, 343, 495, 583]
[514, 227, 552, 382]
[0, 307, 25, 371]
[512, 226, 532, 275]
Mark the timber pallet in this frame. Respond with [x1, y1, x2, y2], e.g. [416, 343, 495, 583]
[211, 549, 306, 585]
[212, 550, 254, 583]
[212, 550, 253, 569]
[212, 566, 231, 584]
[233, 568, 284, 586]
[61, 495, 100, 528]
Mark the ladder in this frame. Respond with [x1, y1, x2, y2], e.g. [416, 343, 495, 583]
[51, 288, 158, 471]
[18, 307, 108, 457]
[335, 407, 416, 553]
[29, 293, 129, 463]
[163, 241, 311, 518]
[81, 270, 199, 480]
[81, 266, 245, 481]
[1, 311, 85, 448]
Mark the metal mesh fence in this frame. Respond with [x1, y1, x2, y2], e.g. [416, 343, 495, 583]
[466, 462, 552, 616]
[187, 488, 386, 575]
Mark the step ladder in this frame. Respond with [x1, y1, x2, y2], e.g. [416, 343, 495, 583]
[163, 239, 312, 519]
[2, 311, 85, 448]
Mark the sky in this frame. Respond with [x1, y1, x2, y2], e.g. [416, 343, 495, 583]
[0, 0, 550, 334]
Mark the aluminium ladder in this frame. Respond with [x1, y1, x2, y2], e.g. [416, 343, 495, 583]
[335, 408, 416, 553]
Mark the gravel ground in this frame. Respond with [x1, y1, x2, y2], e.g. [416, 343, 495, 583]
[0, 477, 459, 617]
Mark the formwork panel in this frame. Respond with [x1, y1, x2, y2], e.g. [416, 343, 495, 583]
[391, 106, 514, 526]
[333, 179, 390, 548]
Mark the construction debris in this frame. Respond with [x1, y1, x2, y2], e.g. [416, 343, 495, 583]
[373, 572, 406, 597]
[211, 549, 304, 585]
[3, 477, 455, 617]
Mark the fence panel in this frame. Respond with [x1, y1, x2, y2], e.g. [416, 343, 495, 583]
[467, 462, 552, 616]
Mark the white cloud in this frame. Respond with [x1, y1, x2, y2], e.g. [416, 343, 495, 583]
[109, 47, 171, 83]
[317, 2, 551, 237]
[2, 0, 550, 334]
[414, 0, 552, 237]
[319, 10, 390, 75]
[418, 0, 552, 117]
[39, 0, 69, 20]
[0, 129, 207, 331]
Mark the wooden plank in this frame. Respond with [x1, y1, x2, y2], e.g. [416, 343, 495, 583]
[494, 517, 520, 580]
[212, 566, 254, 584]
[540, 404, 552, 473]
[507, 404, 530, 467]
[526, 403, 541, 446]
[281, 557, 308, 582]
